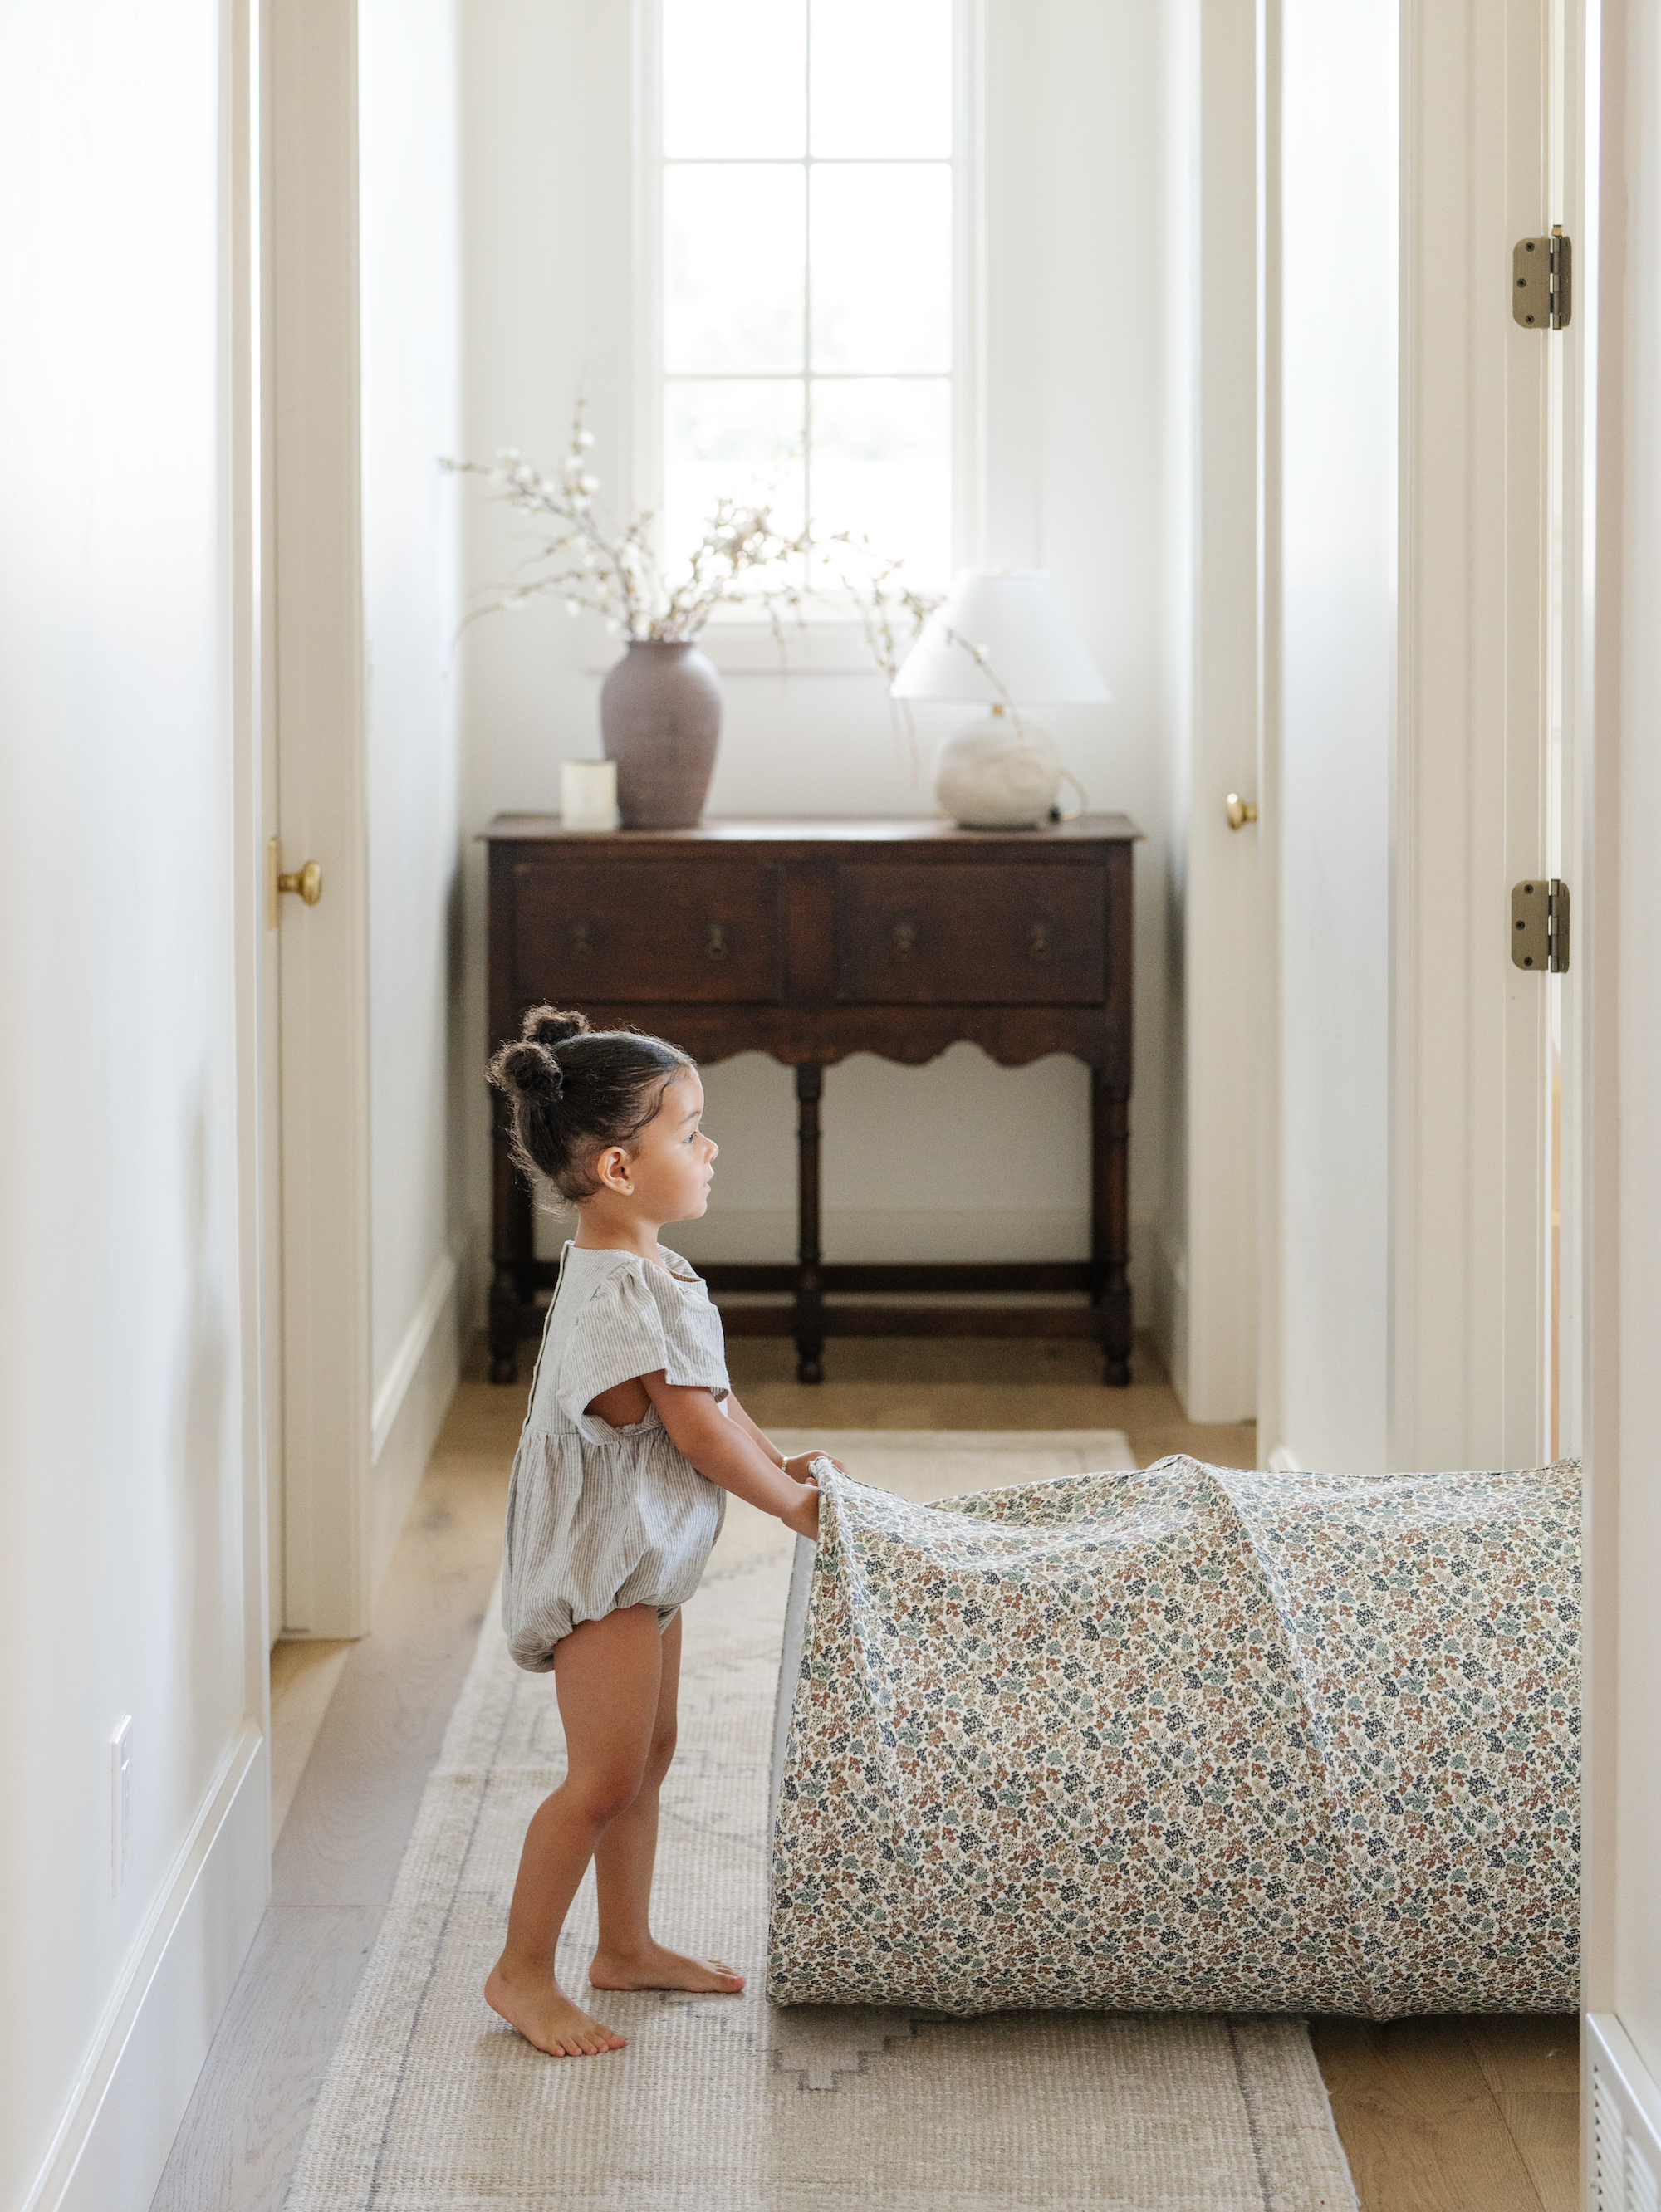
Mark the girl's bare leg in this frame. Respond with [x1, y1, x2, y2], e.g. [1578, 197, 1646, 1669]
[587, 1613, 745, 1995]
[483, 1603, 664, 2056]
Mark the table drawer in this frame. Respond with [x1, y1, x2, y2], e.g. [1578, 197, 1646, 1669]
[835, 863, 1105, 1004]
[510, 859, 785, 1004]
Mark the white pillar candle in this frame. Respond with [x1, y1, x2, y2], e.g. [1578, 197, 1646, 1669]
[559, 758, 620, 831]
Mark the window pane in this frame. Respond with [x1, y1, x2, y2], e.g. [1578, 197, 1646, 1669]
[810, 377, 950, 586]
[811, 164, 951, 374]
[664, 379, 806, 595]
[663, 0, 805, 159]
[811, 0, 952, 158]
[665, 166, 805, 374]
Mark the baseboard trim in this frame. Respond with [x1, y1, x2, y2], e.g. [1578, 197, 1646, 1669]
[25, 1720, 267, 2212]
[372, 1243, 461, 1463]
[1587, 2011, 1661, 2211]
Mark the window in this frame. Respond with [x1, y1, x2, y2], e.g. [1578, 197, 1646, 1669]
[652, 0, 966, 607]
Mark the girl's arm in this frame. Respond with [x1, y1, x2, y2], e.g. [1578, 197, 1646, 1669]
[723, 1389, 845, 1485]
[586, 1373, 819, 1539]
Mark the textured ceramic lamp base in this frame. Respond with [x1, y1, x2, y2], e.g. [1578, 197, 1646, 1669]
[932, 714, 1064, 828]
[600, 639, 722, 828]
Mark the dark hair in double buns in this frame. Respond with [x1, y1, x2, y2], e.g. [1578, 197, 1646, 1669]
[487, 1006, 695, 1201]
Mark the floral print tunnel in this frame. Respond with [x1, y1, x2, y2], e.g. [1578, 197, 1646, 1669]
[767, 1456, 1580, 2018]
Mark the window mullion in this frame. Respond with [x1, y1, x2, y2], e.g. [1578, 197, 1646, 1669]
[653, 0, 966, 616]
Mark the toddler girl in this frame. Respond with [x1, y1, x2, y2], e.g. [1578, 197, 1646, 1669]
[483, 1006, 829, 2058]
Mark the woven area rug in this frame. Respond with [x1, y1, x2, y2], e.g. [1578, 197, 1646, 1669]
[287, 1431, 1357, 2212]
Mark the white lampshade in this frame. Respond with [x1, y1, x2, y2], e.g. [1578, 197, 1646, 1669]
[889, 570, 1112, 706]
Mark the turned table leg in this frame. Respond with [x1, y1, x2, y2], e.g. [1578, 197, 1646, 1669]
[794, 1064, 826, 1384]
[1091, 1067, 1132, 1386]
[488, 1263, 522, 1386]
[489, 1091, 532, 1385]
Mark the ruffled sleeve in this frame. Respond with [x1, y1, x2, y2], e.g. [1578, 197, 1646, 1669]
[554, 1259, 728, 1437]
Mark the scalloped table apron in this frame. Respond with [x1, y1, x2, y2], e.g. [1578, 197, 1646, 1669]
[767, 1457, 1580, 2018]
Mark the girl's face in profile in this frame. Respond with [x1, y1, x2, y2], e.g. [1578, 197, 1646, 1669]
[604, 1069, 717, 1223]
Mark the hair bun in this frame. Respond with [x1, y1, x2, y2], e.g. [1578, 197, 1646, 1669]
[524, 1006, 590, 1051]
[491, 1040, 563, 1102]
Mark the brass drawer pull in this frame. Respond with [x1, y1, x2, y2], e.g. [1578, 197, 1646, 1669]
[704, 920, 731, 961]
[566, 919, 595, 960]
[892, 917, 919, 957]
[1027, 918, 1055, 960]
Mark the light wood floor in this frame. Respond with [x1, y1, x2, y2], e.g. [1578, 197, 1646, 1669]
[150, 1367, 522, 2212]
[268, 1638, 352, 1841]
[150, 1332, 1577, 2212]
[1311, 2014, 1578, 2212]
[724, 1330, 1260, 1467]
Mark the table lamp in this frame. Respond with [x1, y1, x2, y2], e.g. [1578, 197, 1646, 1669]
[889, 570, 1111, 827]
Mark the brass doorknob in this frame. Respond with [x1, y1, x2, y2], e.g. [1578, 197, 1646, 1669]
[277, 859, 324, 905]
[1225, 793, 1258, 831]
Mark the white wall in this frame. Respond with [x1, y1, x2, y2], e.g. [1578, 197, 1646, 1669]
[358, 0, 469, 1573]
[0, 4, 267, 2205]
[458, 0, 1174, 1320]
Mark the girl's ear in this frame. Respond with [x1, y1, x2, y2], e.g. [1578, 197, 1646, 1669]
[595, 1144, 633, 1195]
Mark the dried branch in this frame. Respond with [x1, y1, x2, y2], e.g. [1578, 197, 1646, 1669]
[444, 400, 1013, 721]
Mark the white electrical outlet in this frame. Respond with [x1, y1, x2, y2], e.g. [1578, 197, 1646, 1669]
[110, 1716, 133, 1895]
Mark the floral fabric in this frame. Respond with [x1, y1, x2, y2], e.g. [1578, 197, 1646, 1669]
[767, 1456, 1579, 2017]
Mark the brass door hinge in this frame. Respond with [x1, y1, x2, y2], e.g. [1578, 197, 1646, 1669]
[1513, 228, 1572, 330]
[1512, 878, 1570, 972]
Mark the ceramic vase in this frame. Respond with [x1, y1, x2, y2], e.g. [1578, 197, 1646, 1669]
[599, 639, 723, 829]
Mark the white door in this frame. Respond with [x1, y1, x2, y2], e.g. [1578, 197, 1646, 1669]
[1259, 0, 1576, 1479]
[1166, 0, 1262, 1427]
[269, 0, 375, 1640]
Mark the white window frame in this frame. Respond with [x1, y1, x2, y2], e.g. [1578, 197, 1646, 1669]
[630, 0, 984, 670]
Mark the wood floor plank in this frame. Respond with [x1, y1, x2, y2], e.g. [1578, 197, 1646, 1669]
[267, 1640, 353, 1842]
[1494, 2092, 1580, 2212]
[1309, 2017, 1548, 2212]
[1463, 2013, 1580, 2097]
[150, 1371, 523, 2212]
[1459, 2017, 1580, 2211]
[148, 1905, 385, 2212]
[727, 1331, 1258, 1468]
[272, 1433, 511, 1906]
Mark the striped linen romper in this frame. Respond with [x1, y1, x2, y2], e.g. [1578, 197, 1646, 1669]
[501, 1240, 729, 1672]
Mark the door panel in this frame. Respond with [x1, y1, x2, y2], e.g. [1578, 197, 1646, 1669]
[1260, 0, 1567, 1476]
[271, 0, 374, 1638]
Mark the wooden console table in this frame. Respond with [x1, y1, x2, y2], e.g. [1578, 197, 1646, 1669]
[484, 814, 1138, 1386]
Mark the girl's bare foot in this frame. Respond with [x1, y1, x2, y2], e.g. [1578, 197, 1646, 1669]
[588, 1940, 746, 1994]
[485, 1959, 626, 2056]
